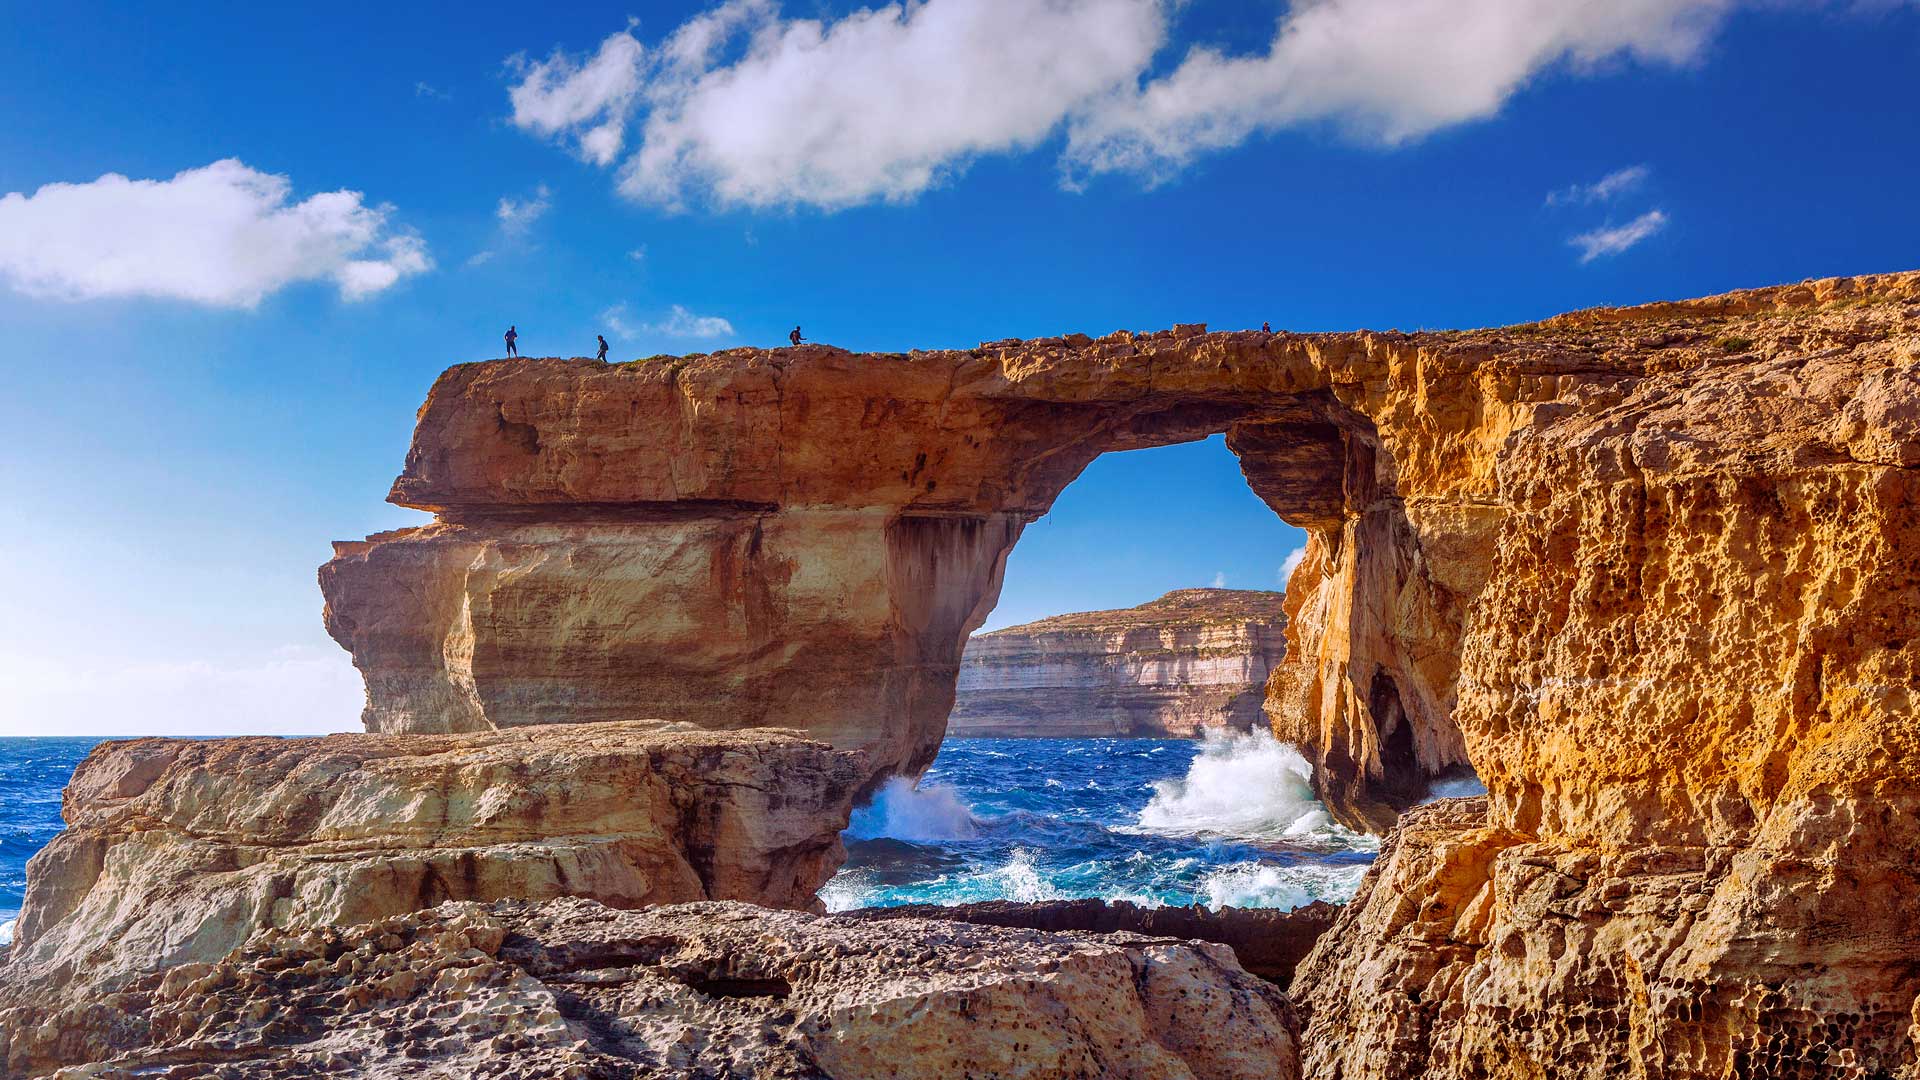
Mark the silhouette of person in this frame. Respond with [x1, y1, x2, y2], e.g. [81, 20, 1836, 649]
[596, 334, 609, 362]
[1261, 321, 1271, 334]
[790, 325, 804, 347]
[505, 325, 519, 357]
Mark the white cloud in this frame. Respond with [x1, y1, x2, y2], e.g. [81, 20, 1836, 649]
[1279, 546, 1307, 582]
[601, 302, 735, 340]
[0, 159, 430, 307]
[1063, 1, 1735, 182]
[1210, 571, 1229, 588]
[0, 645, 363, 737]
[508, 26, 648, 165]
[466, 249, 497, 267]
[1570, 209, 1670, 262]
[627, 246, 647, 261]
[514, 0, 1165, 210]
[1546, 164, 1652, 207]
[516, 2, 1903, 206]
[496, 183, 552, 234]
[415, 81, 451, 101]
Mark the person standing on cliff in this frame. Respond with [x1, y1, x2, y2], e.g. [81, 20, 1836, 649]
[596, 334, 609, 362]
[789, 325, 804, 347]
[1262, 321, 1271, 333]
[505, 325, 519, 357]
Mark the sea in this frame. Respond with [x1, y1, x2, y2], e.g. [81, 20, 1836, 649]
[0, 729, 1425, 945]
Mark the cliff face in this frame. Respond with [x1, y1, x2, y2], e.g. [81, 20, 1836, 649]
[3, 722, 865, 1005]
[950, 588, 1289, 738]
[313, 270, 1920, 1076]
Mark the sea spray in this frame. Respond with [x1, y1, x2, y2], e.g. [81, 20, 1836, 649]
[1421, 769, 1488, 803]
[1133, 728, 1376, 849]
[827, 737, 1378, 912]
[846, 776, 979, 842]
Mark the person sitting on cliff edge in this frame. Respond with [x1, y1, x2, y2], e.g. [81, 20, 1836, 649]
[504, 325, 519, 357]
[596, 334, 609, 362]
[790, 325, 804, 347]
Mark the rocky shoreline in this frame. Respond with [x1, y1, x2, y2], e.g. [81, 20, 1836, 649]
[5, 270, 1918, 1077]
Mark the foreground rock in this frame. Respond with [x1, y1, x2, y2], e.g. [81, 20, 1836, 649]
[1297, 797, 1920, 1079]
[852, 897, 1339, 988]
[3, 723, 864, 1005]
[950, 588, 1289, 738]
[0, 897, 1301, 1079]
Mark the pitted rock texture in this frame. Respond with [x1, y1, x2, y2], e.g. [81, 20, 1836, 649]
[2, 723, 864, 1005]
[0, 898, 1301, 1079]
[1295, 798, 1920, 1079]
[949, 588, 1289, 738]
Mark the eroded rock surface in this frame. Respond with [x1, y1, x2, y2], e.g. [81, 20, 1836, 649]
[0, 898, 1300, 1080]
[2, 723, 864, 1006]
[950, 588, 1289, 737]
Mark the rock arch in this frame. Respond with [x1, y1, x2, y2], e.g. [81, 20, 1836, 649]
[322, 324, 1482, 828]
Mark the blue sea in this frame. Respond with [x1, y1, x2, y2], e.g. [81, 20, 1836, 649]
[0, 730, 1393, 944]
[1, 737, 102, 945]
[823, 730, 1381, 912]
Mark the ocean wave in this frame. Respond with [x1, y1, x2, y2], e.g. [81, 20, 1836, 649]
[1197, 861, 1371, 910]
[846, 777, 980, 842]
[0, 917, 14, 946]
[1131, 729, 1374, 850]
[1421, 770, 1489, 803]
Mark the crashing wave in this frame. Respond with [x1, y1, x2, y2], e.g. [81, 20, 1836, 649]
[846, 776, 980, 842]
[1197, 861, 1371, 910]
[1132, 728, 1375, 850]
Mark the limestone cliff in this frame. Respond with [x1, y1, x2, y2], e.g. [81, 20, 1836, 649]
[315, 270, 1920, 1076]
[3, 722, 864, 1006]
[949, 588, 1288, 738]
[1, 898, 1301, 1079]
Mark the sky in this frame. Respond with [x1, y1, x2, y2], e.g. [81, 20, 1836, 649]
[1, 1, 1916, 735]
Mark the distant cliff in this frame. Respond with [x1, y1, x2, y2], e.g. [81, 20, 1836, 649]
[949, 589, 1288, 738]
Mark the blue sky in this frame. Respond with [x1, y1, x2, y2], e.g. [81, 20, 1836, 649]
[1, 1, 1915, 735]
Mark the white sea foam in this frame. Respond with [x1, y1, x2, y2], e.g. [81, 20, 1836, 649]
[846, 776, 979, 842]
[1198, 861, 1371, 910]
[1133, 728, 1375, 850]
[0, 917, 14, 946]
[1420, 770, 1489, 803]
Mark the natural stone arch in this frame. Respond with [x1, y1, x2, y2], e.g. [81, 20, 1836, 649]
[322, 327, 1482, 829]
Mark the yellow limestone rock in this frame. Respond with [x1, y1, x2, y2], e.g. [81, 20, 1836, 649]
[3, 722, 866, 1005]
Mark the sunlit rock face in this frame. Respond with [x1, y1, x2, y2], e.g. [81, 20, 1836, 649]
[320, 321, 1471, 811]
[2, 722, 865, 1005]
[950, 588, 1289, 738]
[316, 270, 1920, 1076]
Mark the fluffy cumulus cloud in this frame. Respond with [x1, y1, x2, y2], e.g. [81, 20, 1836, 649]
[509, 26, 648, 165]
[511, 0, 1164, 209]
[1062, 0, 1739, 181]
[511, 1, 1908, 209]
[1570, 209, 1670, 262]
[0, 159, 430, 307]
